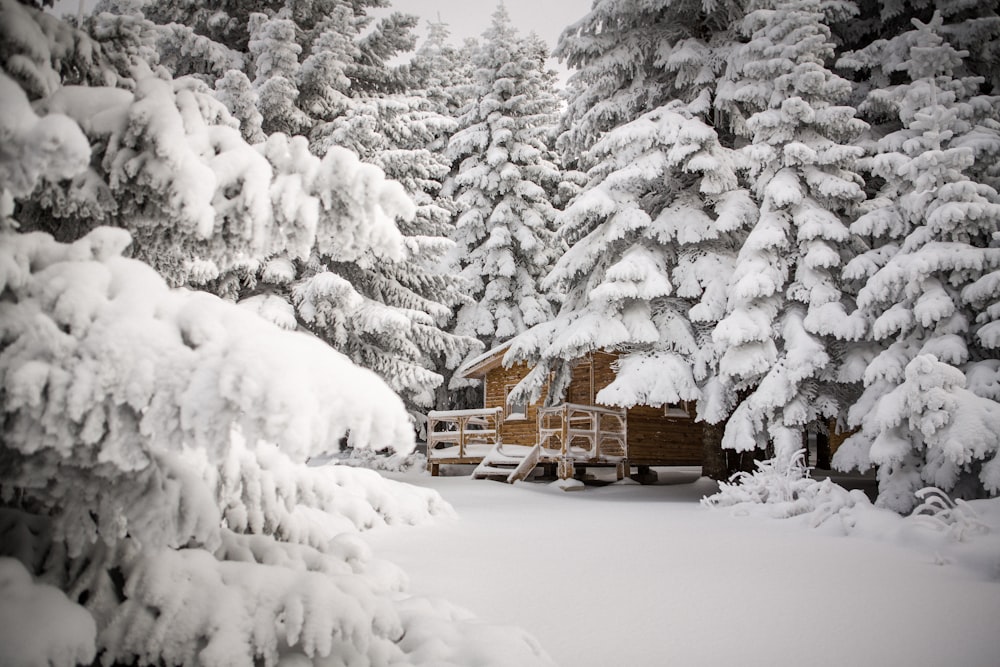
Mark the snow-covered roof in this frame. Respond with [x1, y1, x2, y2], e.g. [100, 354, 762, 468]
[456, 341, 513, 380]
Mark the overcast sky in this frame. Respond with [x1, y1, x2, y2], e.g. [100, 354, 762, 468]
[389, 0, 592, 54]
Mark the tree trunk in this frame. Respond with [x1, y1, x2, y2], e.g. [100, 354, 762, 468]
[816, 429, 831, 470]
[701, 421, 730, 481]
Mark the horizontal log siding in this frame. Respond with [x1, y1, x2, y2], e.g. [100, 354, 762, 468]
[591, 352, 704, 466]
[480, 351, 705, 465]
[625, 405, 704, 465]
[484, 362, 547, 447]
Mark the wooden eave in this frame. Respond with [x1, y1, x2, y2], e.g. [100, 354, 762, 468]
[456, 341, 514, 380]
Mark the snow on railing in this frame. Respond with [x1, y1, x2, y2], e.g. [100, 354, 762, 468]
[426, 407, 502, 461]
[537, 403, 627, 461]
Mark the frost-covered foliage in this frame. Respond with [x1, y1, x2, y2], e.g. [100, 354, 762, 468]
[910, 487, 991, 542]
[0, 227, 552, 666]
[509, 0, 750, 477]
[711, 0, 867, 467]
[445, 5, 564, 356]
[703, 450, 869, 521]
[4, 2, 471, 423]
[128, 0, 418, 135]
[0, 227, 415, 548]
[554, 0, 743, 168]
[0, 0, 103, 98]
[705, 472, 1000, 578]
[409, 18, 476, 118]
[248, 11, 309, 136]
[75, 1, 476, 417]
[832, 14, 1000, 511]
[507, 98, 749, 418]
[0, 74, 89, 223]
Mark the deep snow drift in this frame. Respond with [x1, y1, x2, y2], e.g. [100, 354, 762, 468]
[364, 467, 1000, 667]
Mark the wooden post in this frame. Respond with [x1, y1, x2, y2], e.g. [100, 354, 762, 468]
[591, 410, 598, 459]
[560, 405, 568, 458]
[616, 461, 626, 481]
[589, 352, 595, 404]
[557, 458, 575, 480]
[458, 416, 466, 459]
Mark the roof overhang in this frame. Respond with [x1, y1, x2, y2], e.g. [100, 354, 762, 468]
[456, 341, 513, 380]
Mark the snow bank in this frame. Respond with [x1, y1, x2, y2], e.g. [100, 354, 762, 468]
[704, 453, 1000, 580]
[0, 558, 96, 667]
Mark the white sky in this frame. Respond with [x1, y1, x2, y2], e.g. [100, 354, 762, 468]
[389, 0, 592, 54]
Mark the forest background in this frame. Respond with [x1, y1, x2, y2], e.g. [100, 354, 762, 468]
[1, 0, 999, 664]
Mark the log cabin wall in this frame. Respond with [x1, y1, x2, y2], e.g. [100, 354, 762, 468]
[478, 350, 705, 465]
[483, 361, 547, 446]
[589, 351, 704, 466]
[624, 404, 704, 465]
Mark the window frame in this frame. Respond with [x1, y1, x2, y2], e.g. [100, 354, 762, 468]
[504, 384, 528, 421]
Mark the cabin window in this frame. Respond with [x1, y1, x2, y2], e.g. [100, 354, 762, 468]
[505, 385, 527, 421]
[664, 401, 691, 418]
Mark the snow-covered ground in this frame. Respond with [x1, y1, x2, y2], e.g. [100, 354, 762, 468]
[365, 467, 1000, 667]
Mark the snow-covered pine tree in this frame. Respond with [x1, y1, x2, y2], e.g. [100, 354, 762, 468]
[710, 0, 867, 469]
[553, 0, 743, 170]
[318, 92, 482, 415]
[214, 67, 265, 143]
[409, 18, 475, 118]
[833, 13, 1000, 511]
[0, 9, 554, 664]
[248, 10, 309, 135]
[127, 0, 416, 137]
[507, 97, 751, 418]
[296, 3, 357, 131]
[445, 4, 564, 357]
[27, 2, 474, 423]
[506, 0, 752, 478]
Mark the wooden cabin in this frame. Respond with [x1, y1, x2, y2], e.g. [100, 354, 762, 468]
[426, 346, 706, 481]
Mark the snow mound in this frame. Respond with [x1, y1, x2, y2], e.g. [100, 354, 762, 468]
[704, 453, 1000, 580]
[0, 558, 96, 667]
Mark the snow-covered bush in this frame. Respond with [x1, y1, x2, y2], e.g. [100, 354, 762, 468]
[329, 447, 430, 474]
[703, 450, 869, 522]
[910, 487, 990, 542]
[0, 227, 554, 666]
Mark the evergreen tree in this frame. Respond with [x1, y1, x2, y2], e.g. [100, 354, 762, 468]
[554, 0, 743, 169]
[509, 0, 751, 477]
[711, 0, 867, 467]
[409, 18, 474, 118]
[0, 8, 555, 664]
[446, 4, 564, 356]
[248, 11, 309, 135]
[833, 14, 1000, 510]
[60, 0, 474, 420]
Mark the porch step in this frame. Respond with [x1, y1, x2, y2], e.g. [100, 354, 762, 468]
[471, 443, 541, 483]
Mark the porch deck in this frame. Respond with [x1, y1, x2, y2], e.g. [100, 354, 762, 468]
[426, 403, 629, 479]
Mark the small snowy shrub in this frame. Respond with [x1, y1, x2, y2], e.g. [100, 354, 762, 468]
[703, 450, 869, 523]
[909, 487, 990, 542]
[331, 446, 429, 474]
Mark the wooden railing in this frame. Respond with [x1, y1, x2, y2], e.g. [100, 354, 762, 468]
[537, 403, 627, 461]
[426, 407, 502, 460]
